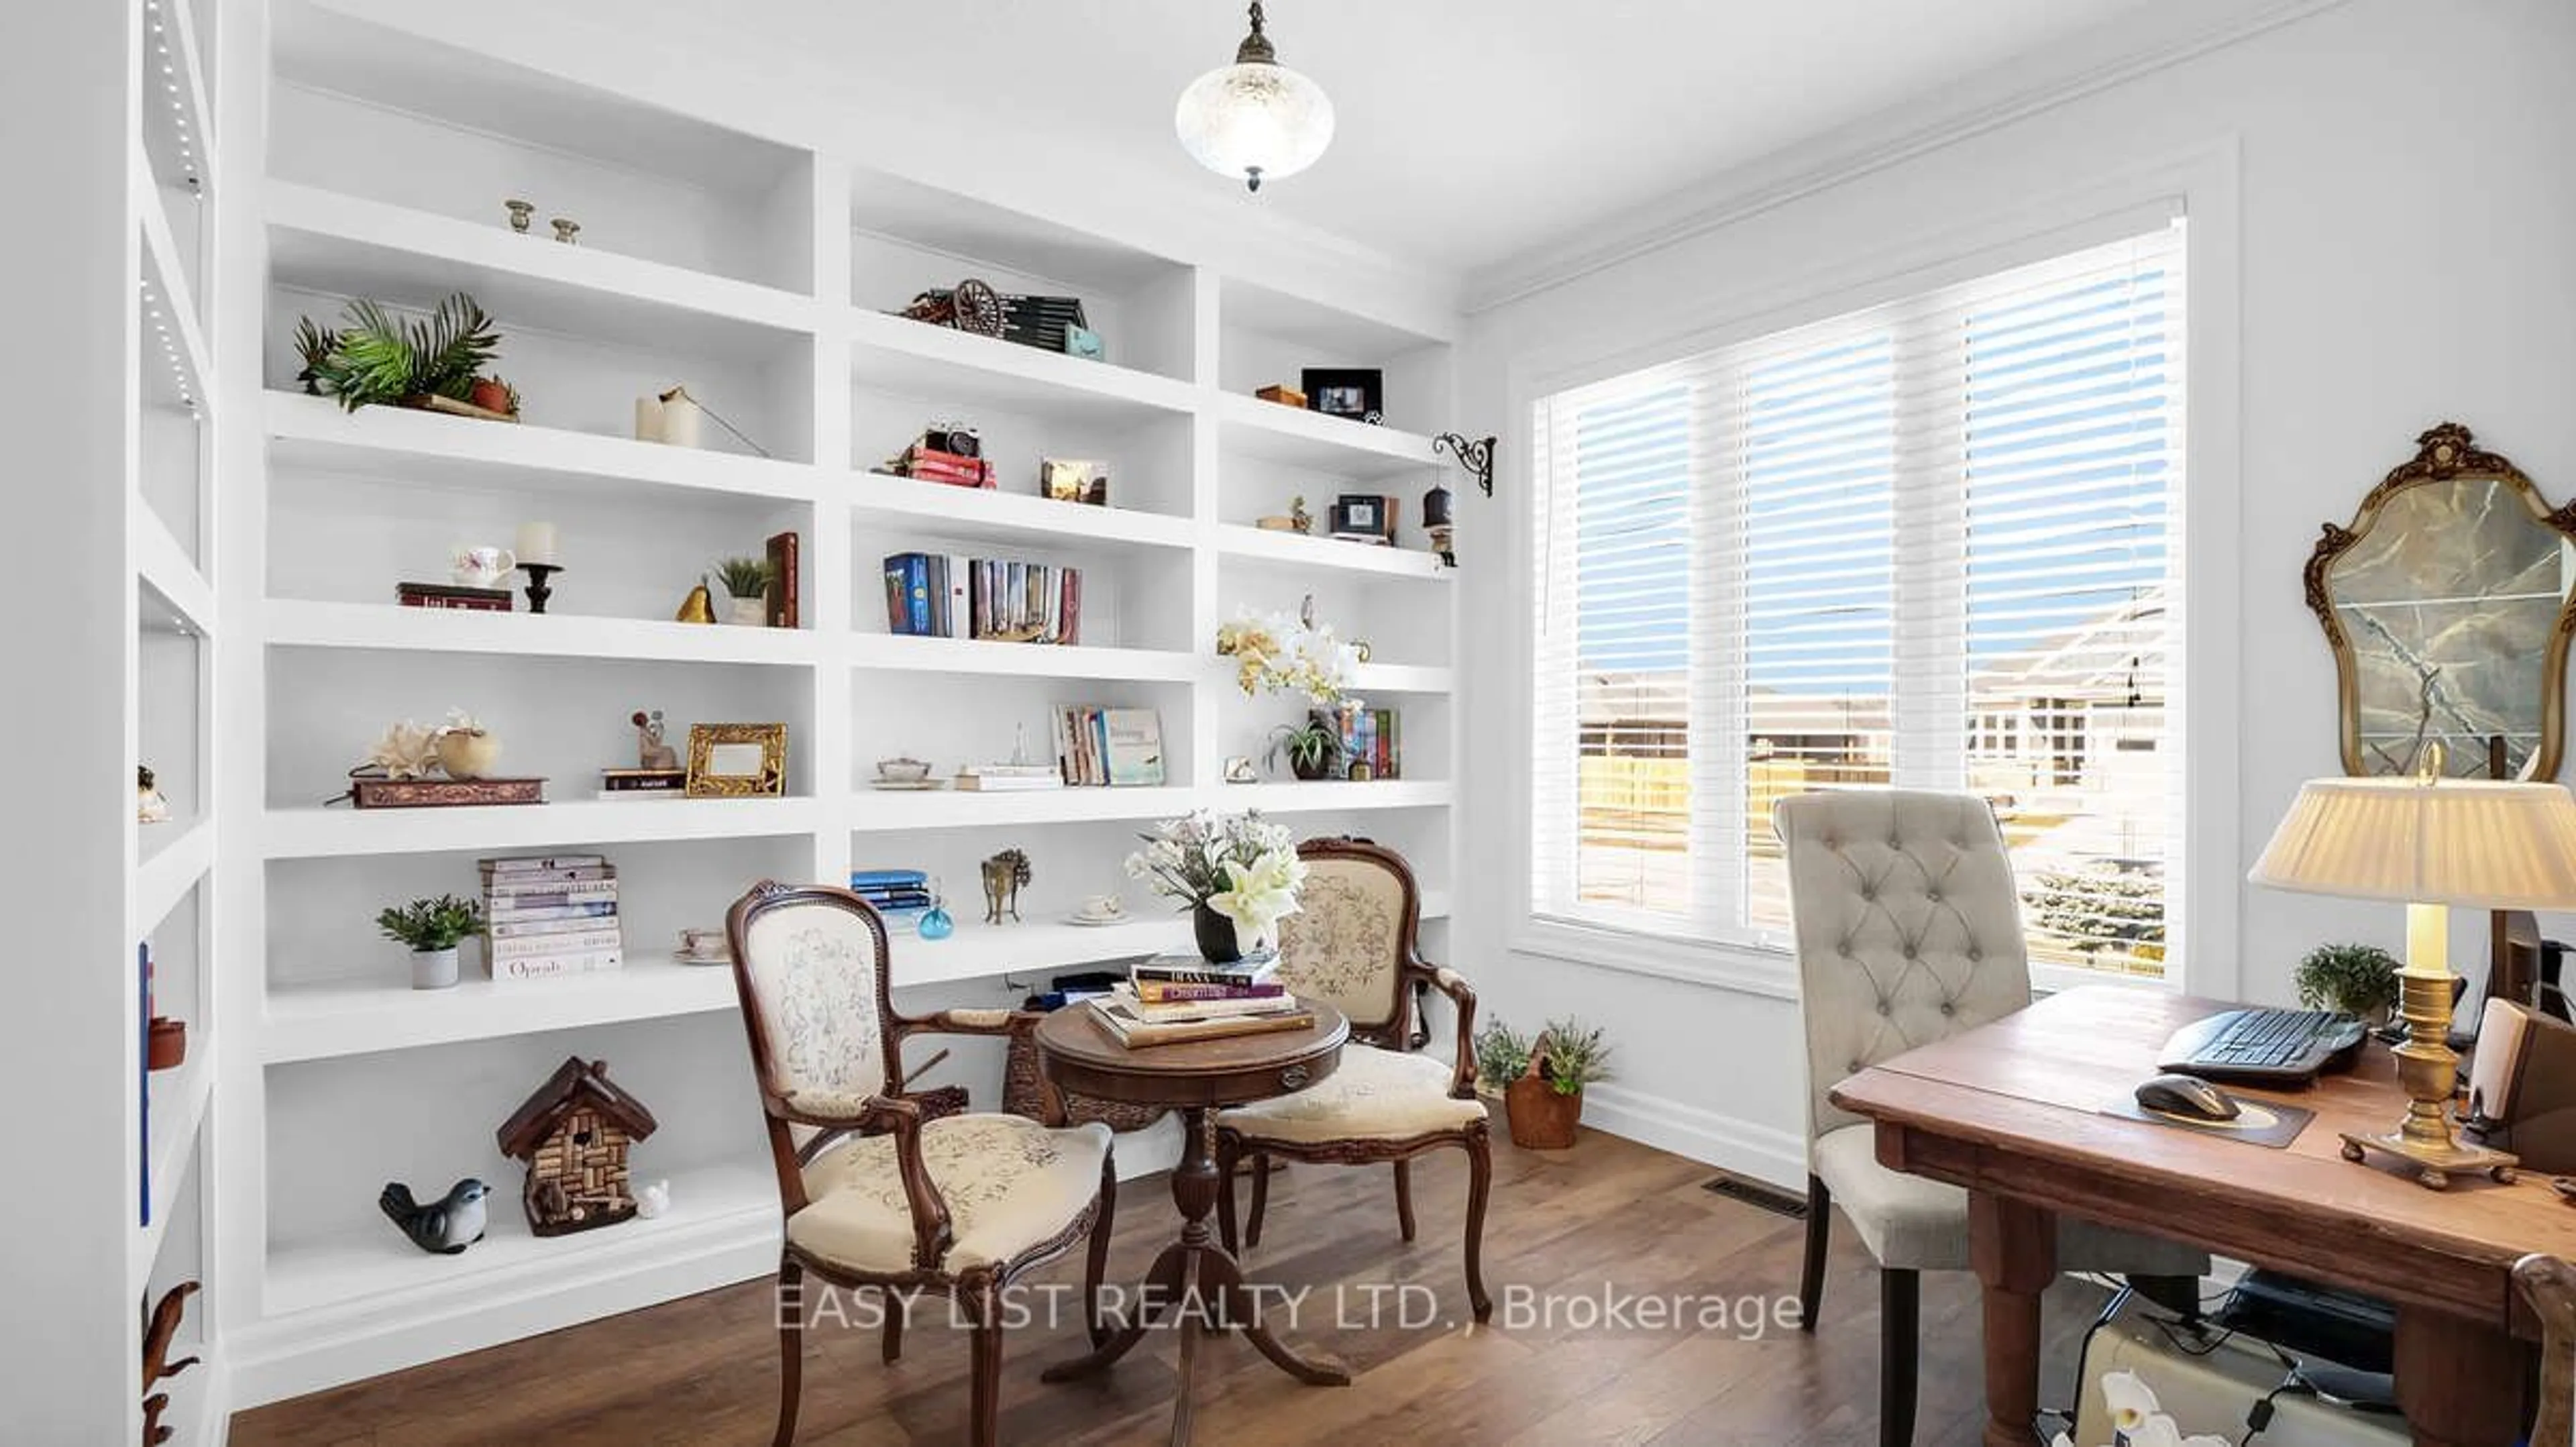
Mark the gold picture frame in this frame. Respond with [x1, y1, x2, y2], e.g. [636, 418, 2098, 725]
[685, 722, 788, 798]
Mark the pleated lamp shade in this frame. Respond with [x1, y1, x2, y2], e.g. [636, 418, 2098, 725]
[2249, 777, 2576, 908]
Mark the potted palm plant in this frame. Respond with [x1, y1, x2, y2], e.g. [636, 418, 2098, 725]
[294, 292, 511, 419]
[1505, 1016, 1613, 1149]
[712, 555, 775, 626]
[378, 894, 486, 991]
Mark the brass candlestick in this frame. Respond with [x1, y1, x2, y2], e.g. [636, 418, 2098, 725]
[2338, 922, 2518, 1189]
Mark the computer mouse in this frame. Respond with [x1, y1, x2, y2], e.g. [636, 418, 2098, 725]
[2135, 1073, 2241, 1122]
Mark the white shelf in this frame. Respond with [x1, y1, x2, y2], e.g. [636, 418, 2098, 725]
[845, 633, 1205, 682]
[889, 888, 1456, 988]
[268, 182, 816, 362]
[135, 508, 214, 637]
[1218, 780, 1456, 812]
[847, 307, 1199, 423]
[1215, 523, 1454, 581]
[266, 390, 825, 505]
[849, 471, 1195, 553]
[261, 796, 823, 860]
[851, 784, 1201, 831]
[260, 1157, 775, 1321]
[1216, 393, 1442, 478]
[1350, 660, 1456, 694]
[134, 818, 213, 939]
[261, 957, 739, 1064]
[131, 1051, 213, 1295]
[264, 598, 825, 667]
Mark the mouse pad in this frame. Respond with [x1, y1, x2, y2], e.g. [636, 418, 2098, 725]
[2098, 1094, 2314, 1148]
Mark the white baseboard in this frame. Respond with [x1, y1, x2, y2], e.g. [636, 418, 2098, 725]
[1576, 1083, 1807, 1189]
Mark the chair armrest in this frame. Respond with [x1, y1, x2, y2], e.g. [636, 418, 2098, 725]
[1406, 958, 1479, 1099]
[851, 1093, 955, 1271]
[899, 1006, 1025, 1038]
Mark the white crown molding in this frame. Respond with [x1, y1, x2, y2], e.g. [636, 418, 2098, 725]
[1463, 0, 2348, 313]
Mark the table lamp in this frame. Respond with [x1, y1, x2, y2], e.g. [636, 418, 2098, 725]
[2249, 748, 2576, 1187]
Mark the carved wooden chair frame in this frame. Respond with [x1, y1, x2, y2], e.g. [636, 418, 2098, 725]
[724, 879, 1116, 1447]
[1210, 837, 1494, 1322]
[2304, 421, 2576, 780]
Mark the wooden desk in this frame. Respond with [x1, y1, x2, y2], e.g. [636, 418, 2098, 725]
[1831, 985, 2576, 1447]
[1034, 1002, 1352, 1446]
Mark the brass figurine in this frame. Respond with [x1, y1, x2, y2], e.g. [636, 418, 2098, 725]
[981, 848, 1031, 924]
[676, 578, 716, 624]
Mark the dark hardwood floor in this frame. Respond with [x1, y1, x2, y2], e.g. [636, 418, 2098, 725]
[234, 1130, 2113, 1446]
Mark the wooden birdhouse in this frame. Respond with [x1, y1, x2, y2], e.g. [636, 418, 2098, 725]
[495, 1056, 659, 1236]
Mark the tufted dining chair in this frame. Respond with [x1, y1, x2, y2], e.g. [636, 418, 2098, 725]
[1773, 791, 2206, 1447]
[1212, 838, 1494, 1321]
[724, 881, 1118, 1447]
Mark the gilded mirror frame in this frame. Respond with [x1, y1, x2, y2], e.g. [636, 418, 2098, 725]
[2304, 422, 2576, 780]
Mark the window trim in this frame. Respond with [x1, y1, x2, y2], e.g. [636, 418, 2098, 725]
[1502, 140, 2243, 1002]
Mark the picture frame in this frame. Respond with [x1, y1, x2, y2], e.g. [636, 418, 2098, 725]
[1329, 492, 1399, 543]
[685, 722, 788, 798]
[1301, 368, 1385, 425]
[1040, 458, 1110, 506]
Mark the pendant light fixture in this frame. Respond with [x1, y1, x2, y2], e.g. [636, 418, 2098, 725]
[1174, 1, 1335, 193]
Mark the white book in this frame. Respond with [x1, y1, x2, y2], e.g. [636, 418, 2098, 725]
[489, 927, 623, 960]
[488, 949, 625, 981]
[944, 552, 972, 640]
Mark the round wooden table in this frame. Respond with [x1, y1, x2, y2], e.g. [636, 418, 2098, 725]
[1034, 1000, 1352, 1444]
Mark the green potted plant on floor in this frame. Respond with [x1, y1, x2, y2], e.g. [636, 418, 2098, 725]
[2295, 942, 2403, 1024]
[712, 555, 775, 626]
[1506, 1016, 1613, 1149]
[1473, 1018, 1533, 1102]
[378, 893, 486, 991]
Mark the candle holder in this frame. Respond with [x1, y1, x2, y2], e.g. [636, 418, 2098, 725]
[520, 562, 562, 614]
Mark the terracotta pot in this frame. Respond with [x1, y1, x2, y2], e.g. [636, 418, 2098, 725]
[436, 730, 502, 780]
[1193, 902, 1242, 964]
[1506, 1075, 1582, 1150]
[470, 378, 514, 415]
[147, 1017, 187, 1072]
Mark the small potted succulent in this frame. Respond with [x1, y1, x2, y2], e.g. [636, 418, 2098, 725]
[1472, 1018, 1533, 1102]
[2294, 942, 2403, 1024]
[713, 555, 775, 626]
[1267, 715, 1343, 782]
[378, 894, 486, 990]
[1506, 1016, 1613, 1150]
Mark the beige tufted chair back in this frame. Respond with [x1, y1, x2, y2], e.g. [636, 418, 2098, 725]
[727, 883, 900, 1116]
[1773, 790, 2031, 1142]
[1274, 842, 1414, 1036]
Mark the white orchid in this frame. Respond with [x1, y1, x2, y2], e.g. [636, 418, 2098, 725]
[1124, 810, 1307, 934]
[2052, 1371, 2229, 1447]
[1214, 601, 1357, 704]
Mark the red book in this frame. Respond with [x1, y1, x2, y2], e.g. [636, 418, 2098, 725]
[765, 530, 800, 629]
[1060, 567, 1081, 646]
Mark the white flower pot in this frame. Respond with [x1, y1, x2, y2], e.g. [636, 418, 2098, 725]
[728, 597, 768, 627]
[411, 947, 460, 991]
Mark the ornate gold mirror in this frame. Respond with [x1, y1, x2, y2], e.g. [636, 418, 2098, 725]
[2306, 423, 2576, 780]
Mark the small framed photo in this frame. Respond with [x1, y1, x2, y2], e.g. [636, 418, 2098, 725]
[1040, 458, 1109, 506]
[1302, 368, 1384, 425]
[686, 722, 788, 798]
[1329, 492, 1399, 543]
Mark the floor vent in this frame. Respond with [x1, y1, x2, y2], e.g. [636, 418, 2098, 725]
[1703, 1174, 1808, 1218]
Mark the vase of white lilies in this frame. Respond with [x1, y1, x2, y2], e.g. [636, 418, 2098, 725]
[1125, 810, 1305, 963]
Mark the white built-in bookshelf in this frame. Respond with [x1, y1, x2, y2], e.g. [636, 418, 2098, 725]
[205, 0, 1464, 1410]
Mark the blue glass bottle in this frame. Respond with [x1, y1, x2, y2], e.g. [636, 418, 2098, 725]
[918, 878, 954, 941]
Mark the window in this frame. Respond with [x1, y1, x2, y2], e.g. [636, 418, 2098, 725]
[1529, 221, 2186, 981]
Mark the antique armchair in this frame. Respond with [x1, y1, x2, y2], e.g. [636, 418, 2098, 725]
[1773, 792, 2206, 1447]
[1212, 838, 1493, 1321]
[724, 881, 1117, 1447]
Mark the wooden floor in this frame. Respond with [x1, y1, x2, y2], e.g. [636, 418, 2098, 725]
[234, 1131, 2112, 1446]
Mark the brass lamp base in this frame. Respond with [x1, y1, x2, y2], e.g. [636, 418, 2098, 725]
[2338, 1129, 2518, 1191]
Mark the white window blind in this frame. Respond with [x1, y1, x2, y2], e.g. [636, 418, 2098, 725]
[1529, 221, 2186, 980]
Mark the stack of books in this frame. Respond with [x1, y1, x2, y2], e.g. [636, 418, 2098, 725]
[954, 763, 1062, 792]
[482, 855, 622, 982]
[883, 552, 1083, 645]
[888, 443, 992, 489]
[849, 869, 935, 932]
[1087, 950, 1314, 1048]
[1053, 705, 1165, 786]
[396, 582, 513, 612]
[1339, 706, 1403, 780]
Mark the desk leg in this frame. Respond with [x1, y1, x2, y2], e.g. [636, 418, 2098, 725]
[1968, 1191, 2056, 1447]
[2394, 1307, 2524, 1447]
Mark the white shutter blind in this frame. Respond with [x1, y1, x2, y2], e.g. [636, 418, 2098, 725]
[1529, 220, 2186, 979]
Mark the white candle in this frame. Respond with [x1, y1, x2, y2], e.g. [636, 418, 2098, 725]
[515, 521, 559, 566]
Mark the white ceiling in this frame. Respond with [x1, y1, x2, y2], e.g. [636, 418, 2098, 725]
[534, 1, 2163, 278]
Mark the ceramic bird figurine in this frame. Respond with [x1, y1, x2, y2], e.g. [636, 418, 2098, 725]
[380, 1178, 492, 1255]
[635, 1178, 671, 1220]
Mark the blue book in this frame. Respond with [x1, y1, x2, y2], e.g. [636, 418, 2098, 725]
[851, 868, 930, 889]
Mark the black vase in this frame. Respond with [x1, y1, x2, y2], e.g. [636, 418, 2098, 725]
[1193, 902, 1243, 964]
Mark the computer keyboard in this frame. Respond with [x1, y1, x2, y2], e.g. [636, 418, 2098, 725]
[2157, 1007, 2368, 1085]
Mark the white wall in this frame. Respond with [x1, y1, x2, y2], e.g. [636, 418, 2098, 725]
[1450, 0, 2576, 1186]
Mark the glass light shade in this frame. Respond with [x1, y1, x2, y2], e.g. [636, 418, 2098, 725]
[1175, 60, 1334, 191]
[2248, 775, 2576, 909]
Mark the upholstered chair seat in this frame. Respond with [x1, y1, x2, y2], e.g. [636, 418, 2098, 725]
[1218, 1042, 1487, 1146]
[793, 1115, 1114, 1275]
[1210, 839, 1495, 1323]
[1774, 791, 2206, 1447]
[725, 881, 1118, 1447]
